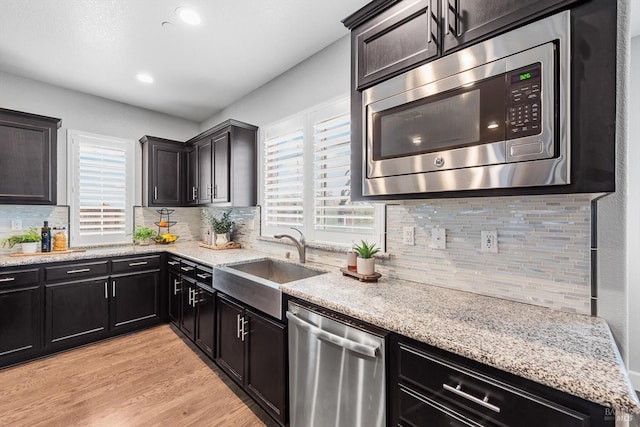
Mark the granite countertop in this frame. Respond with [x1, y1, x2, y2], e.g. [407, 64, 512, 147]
[280, 270, 640, 416]
[1, 241, 638, 415]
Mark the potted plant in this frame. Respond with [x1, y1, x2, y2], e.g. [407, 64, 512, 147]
[131, 226, 157, 245]
[1, 227, 42, 254]
[204, 210, 234, 245]
[353, 240, 380, 275]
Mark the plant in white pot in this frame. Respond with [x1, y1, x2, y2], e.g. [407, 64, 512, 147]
[353, 240, 380, 275]
[1, 227, 42, 254]
[204, 210, 234, 246]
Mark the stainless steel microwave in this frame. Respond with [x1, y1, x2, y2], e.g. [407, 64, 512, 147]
[361, 11, 570, 196]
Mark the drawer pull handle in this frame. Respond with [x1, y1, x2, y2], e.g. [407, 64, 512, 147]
[181, 266, 194, 272]
[128, 261, 148, 266]
[67, 268, 91, 274]
[168, 261, 179, 266]
[443, 383, 500, 413]
[196, 273, 211, 279]
[0, 277, 15, 282]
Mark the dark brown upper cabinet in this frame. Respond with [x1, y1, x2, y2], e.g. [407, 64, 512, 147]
[345, 0, 578, 90]
[140, 136, 184, 207]
[185, 119, 257, 207]
[0, 108, 61, 205]
[185, 145, 199, 206]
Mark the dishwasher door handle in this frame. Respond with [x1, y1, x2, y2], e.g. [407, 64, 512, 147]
[286, 311, 378, 358]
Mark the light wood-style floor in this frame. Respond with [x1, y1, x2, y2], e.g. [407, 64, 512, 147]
[0, 325, 278, 427]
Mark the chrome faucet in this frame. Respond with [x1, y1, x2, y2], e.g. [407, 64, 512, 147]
[274, 228, 306, 263]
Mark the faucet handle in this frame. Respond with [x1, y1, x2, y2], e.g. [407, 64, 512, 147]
[290, 227, 305, 244]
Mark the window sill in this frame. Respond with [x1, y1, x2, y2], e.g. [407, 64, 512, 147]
[257, 236, 391, 259]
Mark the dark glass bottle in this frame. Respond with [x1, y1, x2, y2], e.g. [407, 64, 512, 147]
[41, 221, 51, 252]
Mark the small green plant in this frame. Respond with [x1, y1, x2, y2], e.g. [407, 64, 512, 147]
[131, 226, 157, 242]
[353, 240, 380, 259]
[1, 227, 41, 248]
[204, 210, 234, 234]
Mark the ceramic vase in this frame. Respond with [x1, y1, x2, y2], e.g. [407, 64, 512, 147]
[356, 257, 375, 275]
[21, 242, 38, 254]
[215, 233, 229, 246]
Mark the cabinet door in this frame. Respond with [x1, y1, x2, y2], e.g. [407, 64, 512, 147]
[354, 0, 437, 89]
[442, 0, 574, 53]
[0, 285, 41, 359]
[152, 143, 182, 206]
[245, 309, 287, 424]
[0, 117, 56, 204]
[212, 132, 230, 203]
[168, 269, 182, 326]
[181, 277, 197, 340]
[45, 278, 109, 346]
[110, 271, 159, 330]
[185, 145, 198, 205]
[215, 294, 245, 384]
[197, 139, 213, 204]
[195, 287, 215, 359]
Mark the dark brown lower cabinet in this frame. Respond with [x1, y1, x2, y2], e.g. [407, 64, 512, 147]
[45, 278, 109, 347]
[216, 294, 245, 384]
[194, 287, 215, 359]
[245, 309, 286, 425]
[0, 285, 41, 359]
[180, 276, 197, 341]
[216, 293, 287, 425]
[391, 334, 613, 427]
[110, 271, 159, 330]
[168, 268, 182, 325]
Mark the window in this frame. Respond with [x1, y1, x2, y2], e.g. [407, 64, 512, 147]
[261, 98, 384, 248]
[68, 130, 135, 246]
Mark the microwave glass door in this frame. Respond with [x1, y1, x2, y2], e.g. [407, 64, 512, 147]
[372, 75, 506, 161]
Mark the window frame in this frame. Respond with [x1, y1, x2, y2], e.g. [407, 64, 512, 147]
[259, 97, 385, 249]
[67, 129, 135, 247]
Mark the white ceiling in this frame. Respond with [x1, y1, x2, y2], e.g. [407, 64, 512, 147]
[0, 0, 370, 122]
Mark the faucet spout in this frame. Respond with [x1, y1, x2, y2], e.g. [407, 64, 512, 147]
[274, 228, 306, 263]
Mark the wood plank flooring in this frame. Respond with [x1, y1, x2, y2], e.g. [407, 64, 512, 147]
[0, 325, 278, 427]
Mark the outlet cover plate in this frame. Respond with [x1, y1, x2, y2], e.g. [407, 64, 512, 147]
[10, 219, 22, 231]
[431, 227, 446, 249]
[481, 230, 498, 253]
[402, 226, 415, 245]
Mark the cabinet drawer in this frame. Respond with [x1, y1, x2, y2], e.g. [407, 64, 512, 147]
[195, 265, 213, 284]
[167, 256, 181, 272]
[112, 255, 161, 274]
[0, 268, 40, 287]
[398, 344, 590, 426]
[399, 384, 490, 427]
[179, 259, 196, 278]
[45, 261, 108, 282]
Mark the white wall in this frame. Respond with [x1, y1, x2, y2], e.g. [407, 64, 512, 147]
[627, 34, 640, 390]
[0, 70, 200, 206]
[200, 35, 351, 130]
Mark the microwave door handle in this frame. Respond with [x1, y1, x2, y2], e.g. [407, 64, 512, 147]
[286, 311, 378, 358]
[443, 0, 450, 35]
[427, 3, 432, 43]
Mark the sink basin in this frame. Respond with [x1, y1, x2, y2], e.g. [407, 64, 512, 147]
[214, 259, 325, 320]
[227, 259, 324, 284]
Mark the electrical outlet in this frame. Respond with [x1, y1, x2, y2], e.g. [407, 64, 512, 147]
[402, 226, 415, 245]
[10, 219, 22, 231]
[431, 227, 446, 249]
[481, 230, 498, 253]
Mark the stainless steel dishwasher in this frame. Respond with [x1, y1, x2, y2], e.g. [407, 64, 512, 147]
[287, 300, 386, 427]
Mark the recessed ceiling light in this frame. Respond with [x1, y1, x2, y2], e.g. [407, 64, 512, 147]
[175, 7, 201, 26]
[136, 73, 154, 84]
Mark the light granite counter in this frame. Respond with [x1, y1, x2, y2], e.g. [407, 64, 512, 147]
[1, 242, 638, 417]
[280, 270, 640, 417]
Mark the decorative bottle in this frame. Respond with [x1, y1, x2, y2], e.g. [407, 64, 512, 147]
[41, 221, 51, 252]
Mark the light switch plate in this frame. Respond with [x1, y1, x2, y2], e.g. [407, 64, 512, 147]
[402, 226, 415, 245]
[431, 227, 446, 249]
[481, 230, 498, 253]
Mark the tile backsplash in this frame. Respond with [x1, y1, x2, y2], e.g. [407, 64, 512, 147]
[0, 195, 592, 315]
[209, 195, 593, 315]
[0, 205, 69, 255]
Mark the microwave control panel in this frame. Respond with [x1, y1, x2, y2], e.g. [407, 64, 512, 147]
[507, 63, 542, 139]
